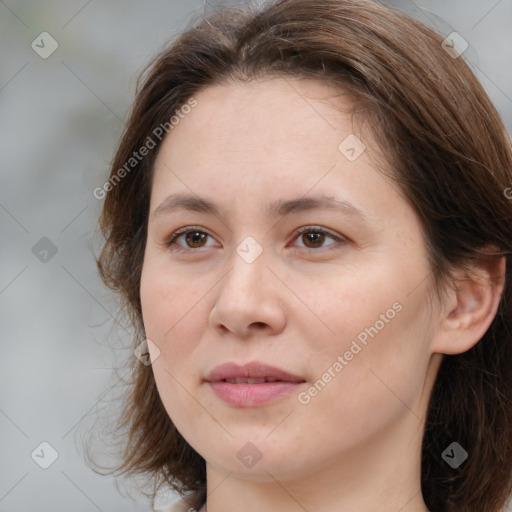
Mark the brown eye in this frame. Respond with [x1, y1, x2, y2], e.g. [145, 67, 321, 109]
[294, 226, 347, 252]
[301, 231, 326, 248]
[166, 228, 217, 251]
[293, 227, 344, 251]
[185, 231, 208, 248]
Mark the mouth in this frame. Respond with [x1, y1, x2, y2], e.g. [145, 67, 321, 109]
[205, 362, 306, 407]
[221, 377, 286, 384]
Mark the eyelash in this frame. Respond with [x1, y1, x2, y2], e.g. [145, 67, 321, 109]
[164, 225, 346, 253]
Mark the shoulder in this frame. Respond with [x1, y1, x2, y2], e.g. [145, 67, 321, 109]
[155, 491, 206, 512]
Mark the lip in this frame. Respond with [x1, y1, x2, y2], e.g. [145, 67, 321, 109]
[205, 361, 306, 407]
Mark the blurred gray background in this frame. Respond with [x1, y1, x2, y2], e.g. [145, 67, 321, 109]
[1, 1, 511, 511]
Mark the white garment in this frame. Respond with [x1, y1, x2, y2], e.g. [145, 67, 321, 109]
[155, 492, 206, 512]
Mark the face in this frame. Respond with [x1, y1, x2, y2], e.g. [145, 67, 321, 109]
[140, 77, 442, 485]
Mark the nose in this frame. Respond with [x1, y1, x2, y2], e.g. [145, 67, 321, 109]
[209, 248, 287, 338]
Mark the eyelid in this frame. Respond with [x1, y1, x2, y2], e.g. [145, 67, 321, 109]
[165, 225, 347, 252]
[165, 225, 218, 249]
[290, 225, 346, 250]
[293, 225, 344, 241]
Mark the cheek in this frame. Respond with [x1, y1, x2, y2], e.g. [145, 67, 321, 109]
[296, 259, 432, 418]
[139, 252, 226, 352]
[140, 264, 209, 441]
[139, 262, 210, 412]
[140, 260, 208, 347]
[302, 285, 432, 434]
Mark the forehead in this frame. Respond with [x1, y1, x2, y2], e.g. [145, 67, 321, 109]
[153, 77, 372, 184]
[191, 76, 355, 136]
[149, 77, 418, 237]
[196, 76, 353, 112]
[147, 78, 431, 264]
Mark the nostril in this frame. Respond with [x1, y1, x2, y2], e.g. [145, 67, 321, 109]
[250, 322, 268, 329]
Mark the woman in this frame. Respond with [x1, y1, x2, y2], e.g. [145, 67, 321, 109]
[93, 0, 512, 511]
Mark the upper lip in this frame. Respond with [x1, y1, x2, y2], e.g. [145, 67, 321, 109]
[205, 362, 305, 383]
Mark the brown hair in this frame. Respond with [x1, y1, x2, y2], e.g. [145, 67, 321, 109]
[92, 1, 512, 510]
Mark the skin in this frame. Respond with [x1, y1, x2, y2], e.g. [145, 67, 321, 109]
[140, 77, 505, 512]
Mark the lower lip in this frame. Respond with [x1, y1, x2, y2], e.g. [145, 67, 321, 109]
[208, 381, 304, 407]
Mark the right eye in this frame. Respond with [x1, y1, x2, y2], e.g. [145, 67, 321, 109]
[165, 227, 219, 251]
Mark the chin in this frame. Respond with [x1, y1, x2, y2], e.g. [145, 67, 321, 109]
[201, 437, 311, 482]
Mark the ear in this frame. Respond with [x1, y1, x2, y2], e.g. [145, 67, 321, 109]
[431, 253, 506, 355]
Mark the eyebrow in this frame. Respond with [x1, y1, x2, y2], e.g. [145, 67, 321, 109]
[152, 193, 368, 222]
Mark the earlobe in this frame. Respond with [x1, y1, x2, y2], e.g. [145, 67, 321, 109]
[432, 255, 506, 355]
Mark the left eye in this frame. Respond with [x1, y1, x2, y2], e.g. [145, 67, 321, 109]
[292, 227, 342, 249]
